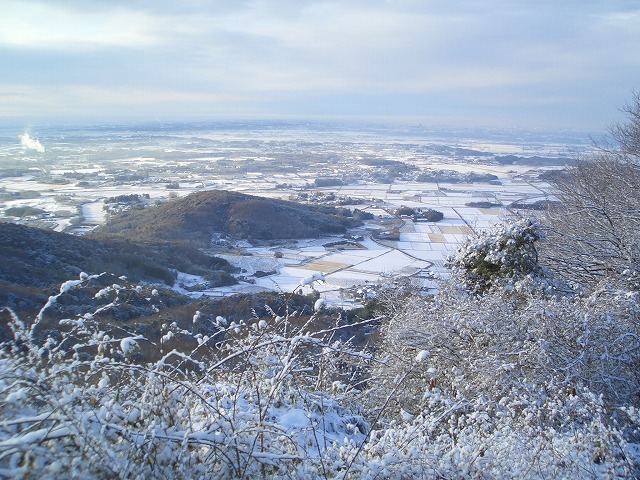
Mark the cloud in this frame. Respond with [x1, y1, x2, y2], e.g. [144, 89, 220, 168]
[19, 132, 44, 153]
[0, 0, 638, 129]
[0, 0, 165, 50]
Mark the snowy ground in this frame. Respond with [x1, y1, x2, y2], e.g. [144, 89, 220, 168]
[1, 167, 551, 306]
[176, 195, 510, 307]
[0, 122, 579, 305]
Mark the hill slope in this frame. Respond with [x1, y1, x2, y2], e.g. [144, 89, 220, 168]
[0, 222, 235, 290]
[94, 190, 364, 245]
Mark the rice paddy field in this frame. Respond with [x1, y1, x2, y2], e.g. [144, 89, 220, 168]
[0, 121, 591, 305]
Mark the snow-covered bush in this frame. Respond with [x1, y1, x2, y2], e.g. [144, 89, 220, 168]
[1, 274, 638, 478]
[447, 218, 546, 293]
[0, 277, 375, 479]
[366, 277, 640, 477]
[345, 392, 640, 479]
[374, 281, 640, 412]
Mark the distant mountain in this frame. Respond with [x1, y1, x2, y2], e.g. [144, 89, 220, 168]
[94, 190, 365, 246]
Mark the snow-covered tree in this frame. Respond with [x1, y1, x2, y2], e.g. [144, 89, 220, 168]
[0, 276, 376, 478]
[366, 277, 640, 478]
[447, 218, 547, 293]
[608, 90, 640, 162]
[543, 93, 640, 290]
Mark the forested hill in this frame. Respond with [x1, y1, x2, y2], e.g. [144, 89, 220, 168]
[93, 189, 367, 245]
[0, 222, 235, 290]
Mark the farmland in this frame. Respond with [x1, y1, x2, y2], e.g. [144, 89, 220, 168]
[0, 121, 591, 305]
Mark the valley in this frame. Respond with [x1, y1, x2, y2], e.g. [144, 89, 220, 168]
[0, 121, 591, 306]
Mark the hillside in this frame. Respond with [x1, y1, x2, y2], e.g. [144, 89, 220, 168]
[93, 190, 366, 246]
[0, 222, 236, 292]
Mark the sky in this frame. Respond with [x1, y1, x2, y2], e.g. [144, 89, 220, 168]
[1, 0, 639, 130]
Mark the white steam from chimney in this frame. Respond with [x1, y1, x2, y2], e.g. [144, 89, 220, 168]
[19, 132, 45, 153]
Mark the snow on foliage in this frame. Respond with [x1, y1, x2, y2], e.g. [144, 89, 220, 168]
[120, 337, 139, 355]
[0, 278, 376, 478]
[447, 217, 546, 292]
[0, 270, 638, 478]
[299, 272, 325, 287]
[415, 350, 429, 362]
[369, 274, 640, 477]
[314, 298, 327, 311]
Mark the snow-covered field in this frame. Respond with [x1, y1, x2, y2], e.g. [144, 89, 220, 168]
[0, 121, 589, 303]
[173, 183, 532, 306]
[81, 201, 106, 224]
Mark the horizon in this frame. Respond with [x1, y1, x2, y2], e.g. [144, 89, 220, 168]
[0, 117, 601, 151]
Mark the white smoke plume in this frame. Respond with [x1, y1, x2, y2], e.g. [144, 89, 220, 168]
[19, 132, 45, 153]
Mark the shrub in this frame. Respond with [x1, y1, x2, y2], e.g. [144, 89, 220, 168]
[447, 217, 545, 292]
[4, 206, 46, 217]
[0, 275, 638, 478]
[417, 208, 443, 222]
[0, 277, 375, 478]
[394, 206, 415, 217]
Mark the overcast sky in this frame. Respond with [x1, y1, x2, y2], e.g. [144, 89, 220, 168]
[1, 0, 639, 130]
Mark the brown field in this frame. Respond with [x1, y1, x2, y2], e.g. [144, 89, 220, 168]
[294, 260, 351, 273]
[439, 225, 474, 235]
[478, 208, 502, 215]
